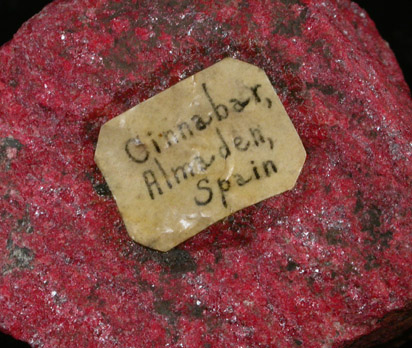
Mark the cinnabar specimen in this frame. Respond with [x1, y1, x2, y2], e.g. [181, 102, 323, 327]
[0, 1, 411, 347]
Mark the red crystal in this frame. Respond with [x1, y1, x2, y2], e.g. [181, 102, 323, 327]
[1, 0, 411, 347]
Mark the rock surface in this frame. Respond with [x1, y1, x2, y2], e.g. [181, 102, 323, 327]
[0, 0, 411, 347]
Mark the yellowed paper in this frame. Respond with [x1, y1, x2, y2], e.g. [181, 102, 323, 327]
[95, 58, 306, 251]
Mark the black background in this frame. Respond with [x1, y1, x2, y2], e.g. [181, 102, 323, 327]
[0, 0, 411, 347]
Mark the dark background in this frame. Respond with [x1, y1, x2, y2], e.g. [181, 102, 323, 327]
[0, 0, 411, 347]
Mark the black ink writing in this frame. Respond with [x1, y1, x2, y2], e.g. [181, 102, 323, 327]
[230, 98, 250, 112]
[143, 170, 163, 199]
[217, 178, 231, 208]
[194, 178, 213, 206]
[202, 83, 229, 121]
[125, 137, 149, 163]
[125, 82, 273, 163]
[145, 154, 215, 200]
[216, 127, 231, 159]
[127, 80, 279, 203]
[142, 124, 275, 200]
[193, 157, 279, 208]
[251, 84, 262, 103]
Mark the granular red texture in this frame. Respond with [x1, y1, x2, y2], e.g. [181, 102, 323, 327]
[0, 0, 411, 347]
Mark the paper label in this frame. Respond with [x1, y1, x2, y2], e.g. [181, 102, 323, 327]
[95, 58, 306, 251]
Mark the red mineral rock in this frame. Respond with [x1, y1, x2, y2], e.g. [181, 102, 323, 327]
[0, 0, 411, 347]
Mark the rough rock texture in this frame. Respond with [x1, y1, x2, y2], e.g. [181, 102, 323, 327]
[0, 0, 411, 347]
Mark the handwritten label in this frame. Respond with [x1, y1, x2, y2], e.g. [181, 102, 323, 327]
[95, 58, 306, 251]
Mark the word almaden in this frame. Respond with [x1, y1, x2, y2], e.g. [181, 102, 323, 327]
[95, 58, 306, 251]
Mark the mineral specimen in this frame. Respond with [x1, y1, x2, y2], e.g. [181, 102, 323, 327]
[0, 0, 411, 347]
